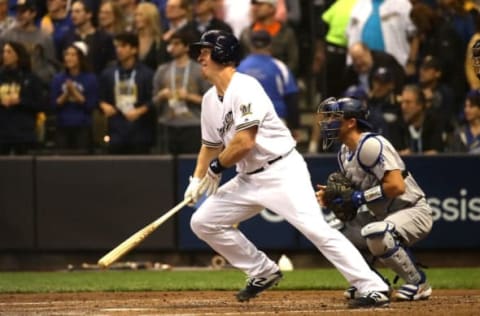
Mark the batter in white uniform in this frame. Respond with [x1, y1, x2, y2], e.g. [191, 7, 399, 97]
[184, 30, 390, 308]
[316, 97, 433, 303]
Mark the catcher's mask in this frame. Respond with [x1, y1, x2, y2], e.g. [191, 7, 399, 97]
[317, 97, 372, 150]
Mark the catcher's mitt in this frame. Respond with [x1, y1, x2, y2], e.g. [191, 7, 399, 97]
[323, 172, 357, 222]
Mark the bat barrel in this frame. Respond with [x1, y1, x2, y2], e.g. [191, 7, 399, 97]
[97, 198, 191, 268]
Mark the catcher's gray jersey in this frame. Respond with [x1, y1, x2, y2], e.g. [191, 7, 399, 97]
[338, 132, 425, 218]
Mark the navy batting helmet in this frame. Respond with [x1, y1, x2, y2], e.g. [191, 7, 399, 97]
[189, 30, 240, 65]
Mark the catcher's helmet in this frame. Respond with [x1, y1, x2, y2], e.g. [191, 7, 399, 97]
[189, 30, 240, 65]
[317, 97, 371, 149]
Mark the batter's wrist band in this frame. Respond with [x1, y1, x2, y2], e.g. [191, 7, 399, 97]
[209, 158, 226, 174]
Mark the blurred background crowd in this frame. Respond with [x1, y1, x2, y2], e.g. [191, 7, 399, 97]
[0, 0, 479, 156]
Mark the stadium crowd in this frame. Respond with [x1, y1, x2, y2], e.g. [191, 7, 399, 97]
[0, 0, 479, 155]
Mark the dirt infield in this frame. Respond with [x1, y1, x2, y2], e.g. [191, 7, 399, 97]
[1, 290, 479, 315]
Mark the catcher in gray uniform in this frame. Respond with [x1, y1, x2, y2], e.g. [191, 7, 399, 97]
[315, 97, 433, 301]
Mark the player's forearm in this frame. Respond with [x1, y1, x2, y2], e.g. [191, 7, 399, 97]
[218, 128, 256, 168]
[381, 170, 406, 198]
[218, 141, 252, 167]
[193, 145, 222, 178]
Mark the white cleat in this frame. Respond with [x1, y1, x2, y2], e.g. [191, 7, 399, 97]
[395, 282, 432, 301]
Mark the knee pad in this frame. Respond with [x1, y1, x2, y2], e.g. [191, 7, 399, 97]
[360, 221, 397, 257]
[361, 221, 423, 284]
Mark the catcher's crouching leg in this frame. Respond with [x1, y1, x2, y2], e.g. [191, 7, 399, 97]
[361, 221, 432, 301]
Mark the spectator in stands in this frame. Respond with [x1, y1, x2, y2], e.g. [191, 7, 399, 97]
[97, 0, 126, 37]
[275, 0, 301, 27]
[163, 0, 200, 43]
[0, 0, 15, 34]
[99, 32, 155, 154]
[437, 0, 473, 108]
[410, 2, 466, 113]
[448, 89, 480, 153]
[40, 0, 74, 59]
[152, 30, 209, 154]
[437, 0, 475, 46]
[2, 0, 58, 81]
[367, 66, 402, 141]
[60, 0, 116, 75]
[50, 42, 98, 154]
[465, 8, 480, 89]
[239, 0, 298, 74]
[311, 38, 326, 100]
[0, 41, 43, 155]
[320, 0, 357, 97]
[222, 0, 251, 38]
[147, 0, 169, 31]
[346, 0, 417, 70]
[308, 38, 327, 153]
[193, 0, 233, 35]
[343, 42, 406, 95]
[2, 0, 59, 149]
[418, 55, 455, 131]
[117, 0, 137, 32]
[390, 84, 445, 155]
[237, 30, 300, 137]
[134, 2, 167, 71]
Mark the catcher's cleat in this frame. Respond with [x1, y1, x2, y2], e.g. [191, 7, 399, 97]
[235, 271, 283, 302]
[348, 291, 390, 308]
[395, 282, 432, 301]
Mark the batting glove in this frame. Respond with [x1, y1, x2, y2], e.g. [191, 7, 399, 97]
[184, 176, 202, 206]
[198, 158, 225, 197]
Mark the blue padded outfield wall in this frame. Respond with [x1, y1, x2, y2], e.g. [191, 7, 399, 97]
[177, 154, 480, 250]
[0, 154, 478, 251]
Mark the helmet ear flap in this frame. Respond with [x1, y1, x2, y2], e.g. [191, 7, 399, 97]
[189, 30, 239, 64]
[209, 31, 240, 64]
[212, 41, 227, 63]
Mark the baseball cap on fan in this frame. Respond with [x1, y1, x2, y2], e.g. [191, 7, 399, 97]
[421, 55, 442, 70]
[250, 30, 271, 49]
[251, 0, 277, 6]
[11, 0, 36, 10]
[372, 67, 394, 83]
[72, 41, 88, 56]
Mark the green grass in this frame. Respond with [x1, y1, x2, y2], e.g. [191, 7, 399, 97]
[0, 268, 479, 293]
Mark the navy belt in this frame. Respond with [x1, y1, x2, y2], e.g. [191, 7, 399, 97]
[246, 149, 294, 175]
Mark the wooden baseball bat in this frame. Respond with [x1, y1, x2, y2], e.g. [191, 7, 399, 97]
[98, 197, 192, 268]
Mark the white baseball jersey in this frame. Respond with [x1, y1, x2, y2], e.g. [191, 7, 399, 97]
[338, 132, 426, 218]
[190, 72, 390, 294]
[200, 72, 295, 174]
